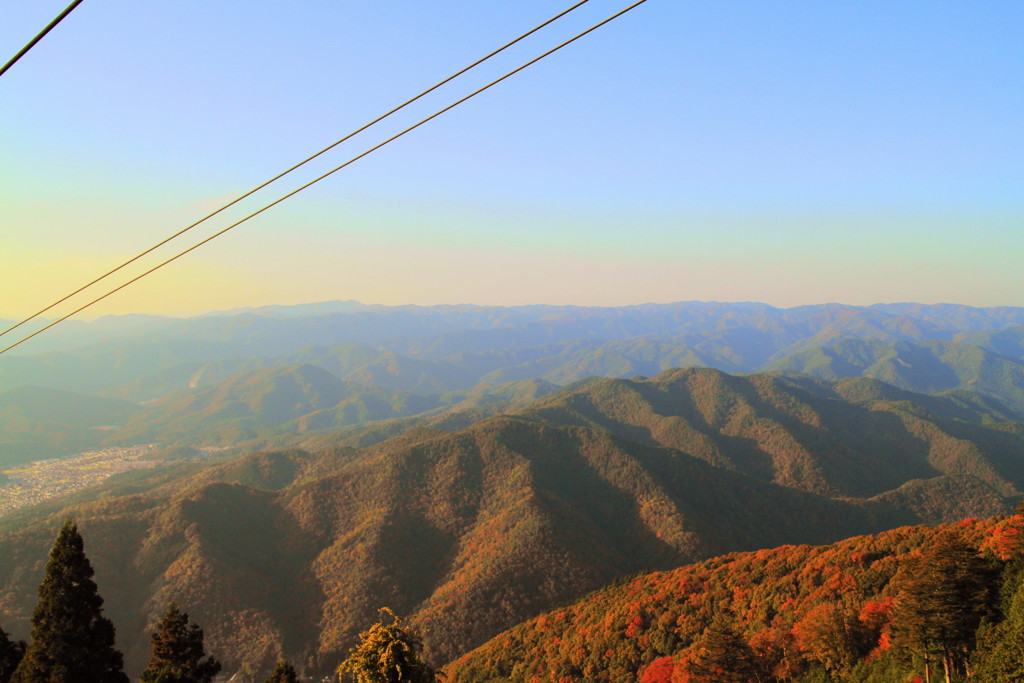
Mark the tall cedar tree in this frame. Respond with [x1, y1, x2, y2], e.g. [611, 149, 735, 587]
[139, 603, 221, 683]
[337, 608, 438, 683]
[265, 659, 299, 683]
[0, 626, 25, 683]
[11, 519, 127, 683]
[682, 612, 761, 683]
[972, 556, 1024, 680]
[890, 531, 995, 683]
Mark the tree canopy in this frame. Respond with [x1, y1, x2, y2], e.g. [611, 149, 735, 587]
[338, 608, 438, 683]
[11, 519, 127, 683]
[681, 612, 761, 682]
[139, 603, 221, 683]
[890, 531, 996, 681]
[0, 626, 25, 683]
[265, 659, 299, 683]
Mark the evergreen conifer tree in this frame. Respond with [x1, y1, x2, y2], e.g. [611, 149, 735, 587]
[337, 608, 438, 683]
[265, 659, 299, 683]
[0, 626, 25, 683]
[682, 613, 760, 683]
[139, 603, 221, 683]
[10, 519, 128, 683]
[971, 556, 1024, 681]
[891, 531, 996, 683]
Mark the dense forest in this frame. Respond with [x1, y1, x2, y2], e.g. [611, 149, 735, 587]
[6, 515, 1024, 682]
[448, 514, 1024, 682]
[0, 521, 440, 683]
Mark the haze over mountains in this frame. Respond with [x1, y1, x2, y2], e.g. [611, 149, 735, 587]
[3, 300, 1024, 462]
[3, 300, 1024, 679]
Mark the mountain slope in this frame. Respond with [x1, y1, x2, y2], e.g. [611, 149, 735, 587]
[768, 337, 1024, 411]
[0, 386, 139, 465]
[106, 365, 561, 448]
[2, 370, 1023, 679]
[515, 368, 1024, 501]
[109, 364, 394, 445]
[0, 415, 898, 675]
[445, 516, 1018, 682]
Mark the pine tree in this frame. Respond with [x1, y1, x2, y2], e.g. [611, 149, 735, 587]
[971, 557, 1024, 681]
[265, 659, 299, 683]
[683, 612, 761, 683]
[139, 603, 221, 683]
[10, 519, 127, 683]
[890, 531, 996, 683]
[0, 626, 25, 683]
[337, 608, 438, 683]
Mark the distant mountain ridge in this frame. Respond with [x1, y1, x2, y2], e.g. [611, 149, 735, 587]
[103, 365, 561, 447]
[7, 300, 1024, 358]
[5, 301, 1024, 458]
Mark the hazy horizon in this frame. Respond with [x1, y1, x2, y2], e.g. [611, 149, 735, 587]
[3, 1, 1021, 321]
[6, 296, 1024, 324]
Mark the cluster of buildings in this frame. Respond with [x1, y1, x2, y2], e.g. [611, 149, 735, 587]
[0, 446, 155, 516]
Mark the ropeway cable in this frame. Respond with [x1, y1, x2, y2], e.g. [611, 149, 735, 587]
[0, 0, 593, 341]
[0, 0, 85, 78]
[0, 0, 650, 357]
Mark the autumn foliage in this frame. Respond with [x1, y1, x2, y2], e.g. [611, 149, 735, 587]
[447, 514, 1024, 682]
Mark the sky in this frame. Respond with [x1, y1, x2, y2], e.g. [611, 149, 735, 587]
[1, 0, 1022, 321]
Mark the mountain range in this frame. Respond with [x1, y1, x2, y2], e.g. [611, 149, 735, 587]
[4, 301, 1024, 461]
[2, 366, 1023, 678]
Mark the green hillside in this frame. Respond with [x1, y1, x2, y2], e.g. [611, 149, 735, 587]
[769, 337, 1024, 411]
[105, 366, 560, 448]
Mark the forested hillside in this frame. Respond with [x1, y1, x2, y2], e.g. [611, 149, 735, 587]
[447, 515, 1024, 682]
[2, 368, 1023, 679]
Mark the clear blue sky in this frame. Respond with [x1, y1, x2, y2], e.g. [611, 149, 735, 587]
[1, 1, 1022, 317]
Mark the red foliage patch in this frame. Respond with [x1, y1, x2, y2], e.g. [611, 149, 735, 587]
[639, 656, 675, 683]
